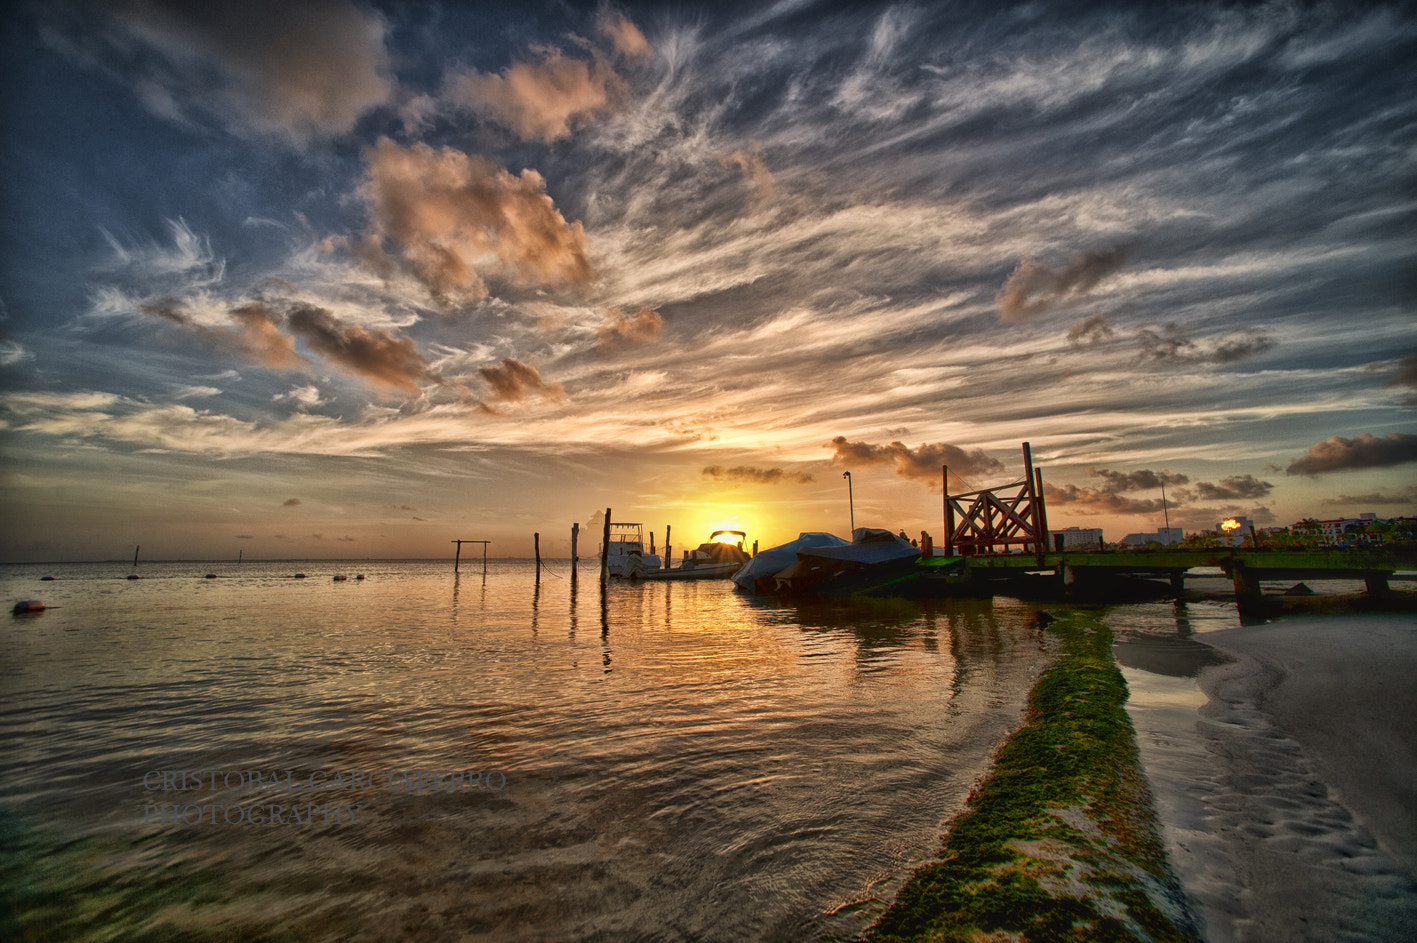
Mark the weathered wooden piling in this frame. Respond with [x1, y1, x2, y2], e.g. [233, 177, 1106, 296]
[600, 507, 612, 587]
[534, 532, 541, 581]
[570, 522, 579, 582]
[452, 539, 490, 575]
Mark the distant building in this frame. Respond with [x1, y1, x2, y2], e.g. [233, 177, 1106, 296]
[1292, 512, 1387, 544]
[1049, 526, 1104, 549]
[1214, 516, 1255, 547]
[1120, 528, 1183, 547]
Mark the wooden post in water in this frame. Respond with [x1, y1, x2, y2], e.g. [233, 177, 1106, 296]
[534, 532, 541, 581]
[600, 507, 612, 587]
[664, 524, 671, 572]
[452, 539, 491, 576]
[571, 523, 579, 582]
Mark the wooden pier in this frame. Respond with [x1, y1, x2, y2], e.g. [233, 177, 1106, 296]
[927, 547, 1417, 611]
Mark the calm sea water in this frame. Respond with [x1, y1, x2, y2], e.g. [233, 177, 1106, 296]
[1, 559, 1058, 942]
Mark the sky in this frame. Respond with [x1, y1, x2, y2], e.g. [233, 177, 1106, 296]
[0, 0, 1414, 562]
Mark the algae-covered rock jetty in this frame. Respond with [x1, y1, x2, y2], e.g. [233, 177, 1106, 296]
[864, 612, 1199, 943]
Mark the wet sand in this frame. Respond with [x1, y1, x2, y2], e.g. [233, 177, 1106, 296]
[1123, 614, 1417, 942]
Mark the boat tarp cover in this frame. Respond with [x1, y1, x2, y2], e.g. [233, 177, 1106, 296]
[731, 531, 850, 591]
[795, 527, 921, 567]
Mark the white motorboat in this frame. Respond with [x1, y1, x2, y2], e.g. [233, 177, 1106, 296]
[606, 523, 662, 577]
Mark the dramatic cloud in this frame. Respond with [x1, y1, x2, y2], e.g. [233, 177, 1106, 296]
[46, 0, 393, 142]
[1323, 486, 1417, 506]
[701, 466, 814, 485]
[1042, 484, 1168, 516]
[720, 143, 776, 204]
[597, 10, 653, 60]
[1067, 315, 1115, 347]
[346, 139, 592, 304]
[1187, 474, 1274, 501]
[1044, 466, 1191, 516]
[829, 437, 1004, 486]
[1087, 468, 1190, 492]
[447, 11, 649, 144]
[478, 358, 564, 403]
[1286, 432, 1417, 476]
[596, 306, 663, 347]
[996, 245, 1128, 321]
[134, 297, 308, 370]
[227, 303, 307, 369]
[285, 304, 433, 392]
[1136, 325, 1276, 364]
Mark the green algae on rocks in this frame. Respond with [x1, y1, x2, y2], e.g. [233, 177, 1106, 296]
[863, 612, 1199, 943]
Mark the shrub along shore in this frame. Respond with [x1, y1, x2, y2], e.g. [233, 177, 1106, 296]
[863, 612, 1200, 943]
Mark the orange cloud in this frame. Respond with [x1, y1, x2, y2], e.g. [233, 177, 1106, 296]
[448, 12, 651, 143]
[596, 306, 663, 347]
[720, 143, 775, 203]
[478, 358, 564, 403]
[452, 48, 620, 143]
[597, 10, 653, 60]
[285, 303, 433, 392]
[351, 139, 593, 304]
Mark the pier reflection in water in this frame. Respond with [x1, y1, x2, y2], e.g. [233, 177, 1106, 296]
[2, 559, 1053, 942]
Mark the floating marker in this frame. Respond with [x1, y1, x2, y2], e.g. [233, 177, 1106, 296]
[12, 600, 46, 614]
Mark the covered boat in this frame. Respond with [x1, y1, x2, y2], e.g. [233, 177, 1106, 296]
[731, 531, 850, 593]
[736, 528, 920, 596]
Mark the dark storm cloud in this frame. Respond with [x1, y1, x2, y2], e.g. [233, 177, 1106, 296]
[1286, 432, 1417, 476]
[1088, 468, 1190, 492]
[701, 465, 814, 485]
[829, 437, 1004, 486]
[997, 246, 1128, 321]
[41, 0, 394, 142]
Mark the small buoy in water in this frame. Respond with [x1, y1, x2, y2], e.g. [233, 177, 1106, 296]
[40, 575, 55, 581]
[126, 574, 141, 580]
[333, 574, 348, 581]
[355, 574, 365, 580]
[293, 573, 307, 579]
[204, 573, 217, 579]
[13, 600, 46, 614]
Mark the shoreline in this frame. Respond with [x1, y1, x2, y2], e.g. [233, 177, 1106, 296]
[1123, 612, 1417, 942]
[863, 612, 1197, 942]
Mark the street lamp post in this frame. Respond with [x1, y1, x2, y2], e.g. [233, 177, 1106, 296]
[842, 471, 855, 534]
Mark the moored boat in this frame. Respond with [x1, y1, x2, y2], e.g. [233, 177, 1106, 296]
[606, 523, 662, 577]
[638, 530, 752, 581]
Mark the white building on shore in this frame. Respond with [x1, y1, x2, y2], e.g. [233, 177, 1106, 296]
[1120, 528, 1183, 547]
[1048, 526, 1105, 549]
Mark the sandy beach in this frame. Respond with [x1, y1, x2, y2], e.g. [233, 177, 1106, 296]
[1124, 613, 1417, 943]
